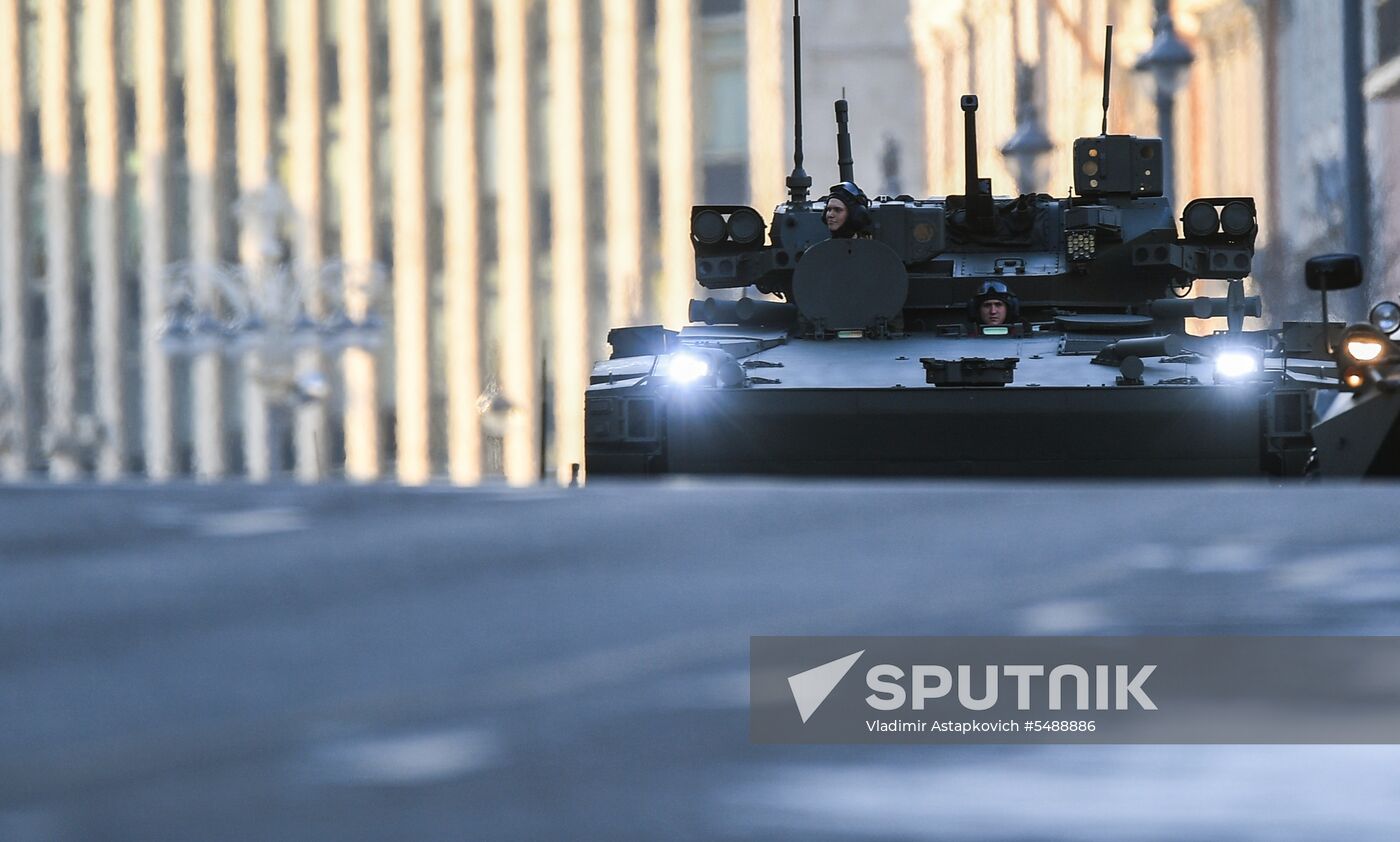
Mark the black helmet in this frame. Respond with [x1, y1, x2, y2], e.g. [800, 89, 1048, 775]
[967, 279, 1020, 322]
[825, 181, 871, 238]
[828, 181, 869, 208]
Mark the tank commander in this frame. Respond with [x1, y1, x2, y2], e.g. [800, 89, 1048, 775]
[969, 280, 1020, 328]
[823, 181, 872, 239]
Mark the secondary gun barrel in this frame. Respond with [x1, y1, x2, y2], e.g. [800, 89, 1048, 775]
[835, 99, 854, 184]
[959, 95, 993, 233]
[962, 96, 979, 208]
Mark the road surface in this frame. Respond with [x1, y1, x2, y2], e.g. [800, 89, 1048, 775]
[3, 479, 1400, 839]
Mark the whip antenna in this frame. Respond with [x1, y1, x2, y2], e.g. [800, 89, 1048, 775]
[785, 0, 812, 204]
[1100, 25, 1113, 135]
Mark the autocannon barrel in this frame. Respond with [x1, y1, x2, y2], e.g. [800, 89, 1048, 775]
[1148, 296, 1262, 320]
[1148, 298, 1213, 320]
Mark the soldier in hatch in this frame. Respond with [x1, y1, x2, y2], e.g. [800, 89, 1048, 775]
[823, 181, 872, 239]
[969, 280, 1020, 328]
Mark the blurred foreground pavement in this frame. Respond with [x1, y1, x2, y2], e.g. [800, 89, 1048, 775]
[2, 479, 1400, 840]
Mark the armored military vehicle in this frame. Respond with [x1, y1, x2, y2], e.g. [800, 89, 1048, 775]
[585, 13, 1400, 479]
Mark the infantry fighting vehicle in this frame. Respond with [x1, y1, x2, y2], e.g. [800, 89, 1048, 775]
[585, 13, 1400, 479]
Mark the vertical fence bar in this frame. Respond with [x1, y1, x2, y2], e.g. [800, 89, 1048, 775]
[656, 0, 697, 330]
[41, 0, 79, 480]
[0, 0, 29, 479]
[548, 0, 587, 484]
[442, 0, 482, 484]
[288, 0, 327, 482]
[86, 0, 126, 480]
[339, 0, 381, 482]
[135, 0, 174, 480]
[236, 0, 274, 480]
[495, 0, 538, 485]
[602, 0, 642, 332]
[746, 0, 785, 216]
[185, 0, 226, 479]
[389, 0, 431, 485]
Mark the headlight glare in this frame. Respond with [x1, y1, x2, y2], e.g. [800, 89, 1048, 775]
[1214, 349, 1259, 380]
[668, 352, 712, 385]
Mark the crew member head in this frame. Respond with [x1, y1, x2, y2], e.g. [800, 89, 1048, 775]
[969, 280, 1019, 326]
[824, 181, 871, 238]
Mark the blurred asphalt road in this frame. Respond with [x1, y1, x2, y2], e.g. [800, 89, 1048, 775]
[3, 480, 1400, 840]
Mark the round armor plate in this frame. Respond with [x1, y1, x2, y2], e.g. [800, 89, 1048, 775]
[791, 239, 909, 331]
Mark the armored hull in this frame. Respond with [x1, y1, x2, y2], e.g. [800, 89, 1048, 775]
[586, 326, 1319, 478]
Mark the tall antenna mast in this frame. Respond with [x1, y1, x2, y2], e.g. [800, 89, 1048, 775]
[1100, 25, 1113, 135]
[785, 0, 812, 205]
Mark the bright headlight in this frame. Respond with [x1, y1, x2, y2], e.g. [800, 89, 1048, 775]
[669, 352, 712, 384]
[1215, 350, 1259, 379]
[1344, 337, 1385, 363]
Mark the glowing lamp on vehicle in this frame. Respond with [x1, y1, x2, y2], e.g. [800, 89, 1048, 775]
[1214, 349, 1260, 381]
[668, 352, 713, 385]
[664, 348, 746, 388]
[1344, 337, 1385, 363]
[1339, 324, 1391, 365]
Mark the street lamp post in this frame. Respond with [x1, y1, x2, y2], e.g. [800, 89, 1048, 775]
[1134, 0, 1194, 205]
[999, 61, 1054, 196]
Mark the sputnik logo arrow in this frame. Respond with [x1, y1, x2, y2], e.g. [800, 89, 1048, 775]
[787, 650, 864, 723]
